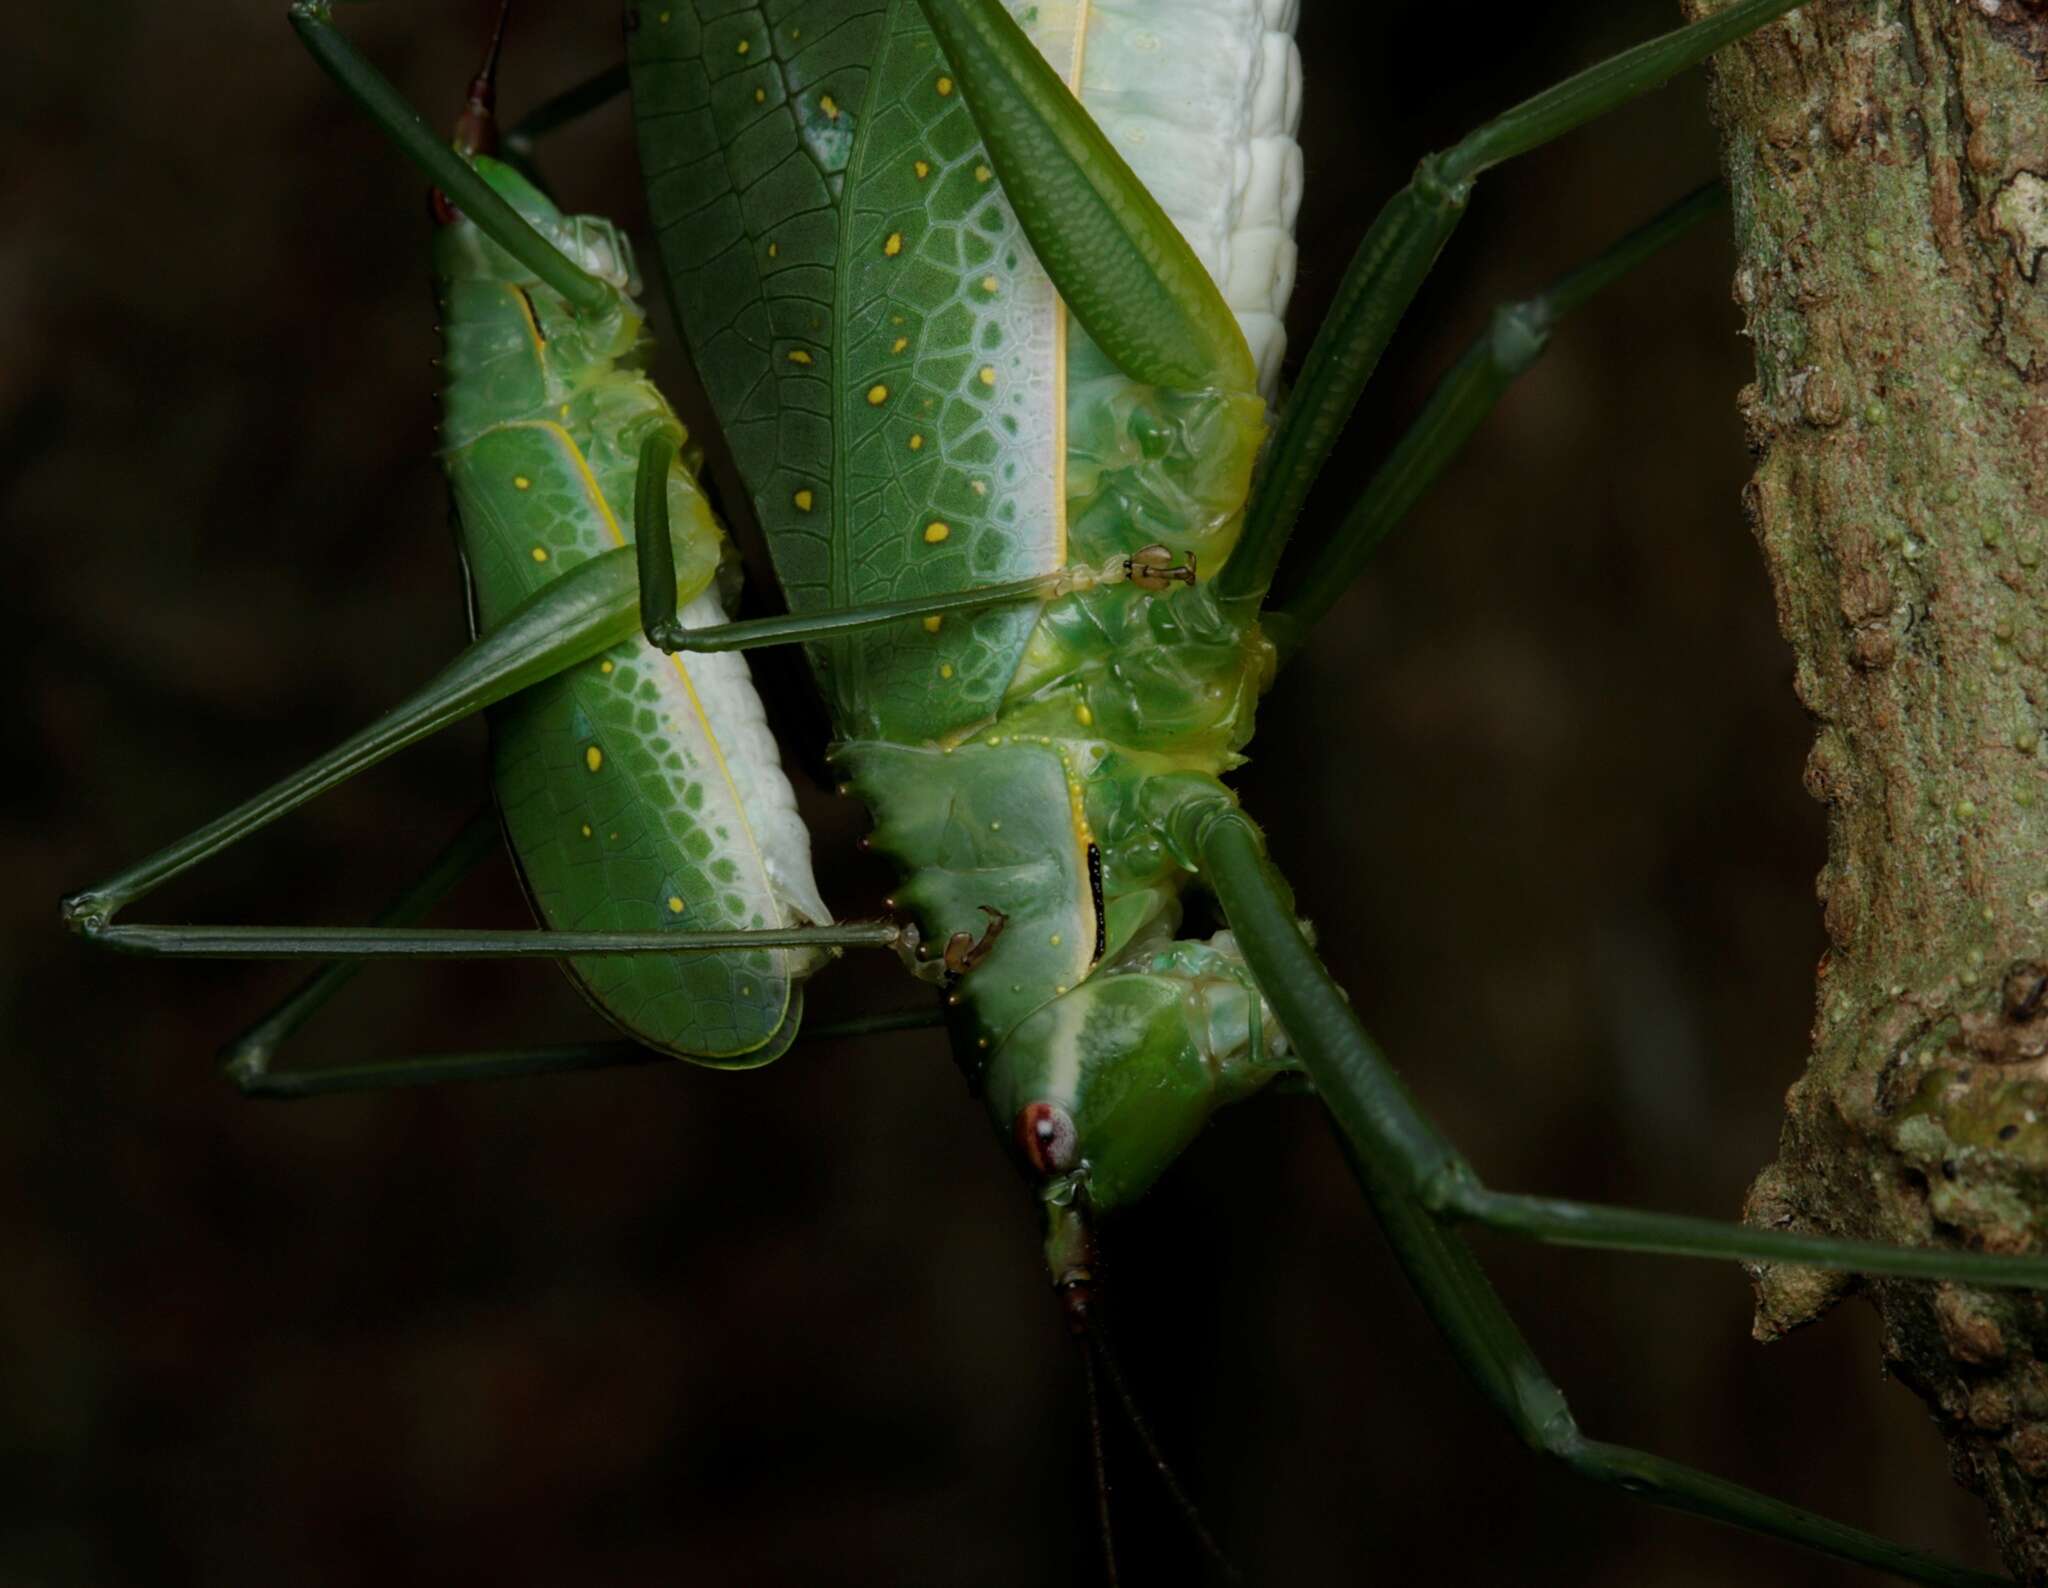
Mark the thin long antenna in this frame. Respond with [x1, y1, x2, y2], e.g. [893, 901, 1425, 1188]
[1087, 1326, 1244, 1584]
[1081, 1343, 1121, 1588]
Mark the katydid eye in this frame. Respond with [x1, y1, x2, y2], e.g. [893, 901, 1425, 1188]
[1015, 1102, 1078, 1177]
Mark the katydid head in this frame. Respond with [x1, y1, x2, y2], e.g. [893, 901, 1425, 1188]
[432, 158, 645, 403]
[986, 930, 1293, 1239]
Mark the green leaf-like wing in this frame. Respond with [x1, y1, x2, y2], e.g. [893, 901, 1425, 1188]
[630, 0, 1063, 744]
[629, 0, 887, 625]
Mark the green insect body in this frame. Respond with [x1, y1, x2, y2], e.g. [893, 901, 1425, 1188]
[437, 160, 831, 1066]
[69, 3, 2048, 1579]
[629, 0, 1305, 1221]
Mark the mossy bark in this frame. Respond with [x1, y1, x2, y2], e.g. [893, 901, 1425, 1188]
[1688, 0, 2048, 1572]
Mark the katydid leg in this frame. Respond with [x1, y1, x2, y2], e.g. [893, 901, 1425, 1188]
[238, 1043, 667, 1100]
[1261, 183, 1726, 657]
[59, 484, 1046, 957]
[63, 545, 649, 933]
[220, 808, 500, 1091]
[233, 1010, 943, 1101]
[502, 62, 628, 167]
[60, 542, 891, 961]
[97, 923, 894, 961]
[211, 812, 671, 1098]
[1351, 1153, 2009, 1588]
[630, 434, 1071, 656]
[287, 2, 610, 315]
[1192, 809, 2018, 1584]
[1191, 808, 2048, 1289]
[214, 802, 933, 1098]
[1222, 0, 1807, 604]
[910, 0, 1255, 395]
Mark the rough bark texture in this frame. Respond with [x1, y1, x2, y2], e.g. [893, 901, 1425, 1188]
[1689, 0, 2048, 1573]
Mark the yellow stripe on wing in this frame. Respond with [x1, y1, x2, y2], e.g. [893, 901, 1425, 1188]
[503, 417, 790, 980]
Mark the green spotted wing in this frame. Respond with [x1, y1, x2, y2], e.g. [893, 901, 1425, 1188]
[629, 0, 1065, 744]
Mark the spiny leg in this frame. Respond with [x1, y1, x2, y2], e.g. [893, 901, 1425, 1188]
[1260, 182, 1726, 658]
[1186, 806, 2026, 1584]
[1219, 0, 1807, 603]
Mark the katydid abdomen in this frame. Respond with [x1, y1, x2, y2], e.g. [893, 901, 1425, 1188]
[631, 0, 1304, 1212]
[437, 161, 829, 1066]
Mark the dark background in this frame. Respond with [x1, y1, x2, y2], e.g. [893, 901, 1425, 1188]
[2, 2, 2003, 1584]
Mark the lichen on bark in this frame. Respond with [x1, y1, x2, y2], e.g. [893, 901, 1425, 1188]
[1686, 0, 2048, 1572]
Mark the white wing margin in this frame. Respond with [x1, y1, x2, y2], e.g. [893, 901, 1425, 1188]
[672, 587, 834, 931]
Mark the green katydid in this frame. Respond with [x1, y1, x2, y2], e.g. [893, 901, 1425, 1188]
[56, 1, 2034, 1582]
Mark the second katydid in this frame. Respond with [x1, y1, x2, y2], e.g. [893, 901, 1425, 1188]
[61, 0, 2045, 1581]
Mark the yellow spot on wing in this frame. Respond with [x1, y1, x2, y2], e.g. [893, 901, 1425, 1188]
[768, 242, 780, 258]
[1076, 702, 1093, 726]
[514, 475, 532, 490]
[755, 87, 766, 103]
[737, 37, 750, 53]
[907, 433, 924, 451]
[975, 164, 992, 182]
[922, 615, 943, 633]
[530, 546, 549, 562]
[787, 348, 811, 364]
[669, 895, 685, 913]
[793, 489, 814, 511]
[981, 275, 999, 293]
[937, 76, 954, 95]
[581, 823, 593, 838]
[867, 384, 889, 405]
[978, 365, 996, 387]
[924, 521, 950, 543]
[585, 745, 604, 772]
[884, 232, 903, 257]
[891, 336, 909, 354]
[600, 659, 614, 674]
[820, 93, 840, 119]
[914, 159, 931, 180]
[939, 663, 954, 678]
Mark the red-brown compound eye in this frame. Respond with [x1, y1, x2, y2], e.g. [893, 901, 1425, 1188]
[1014, 1102, 1079, 1178]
